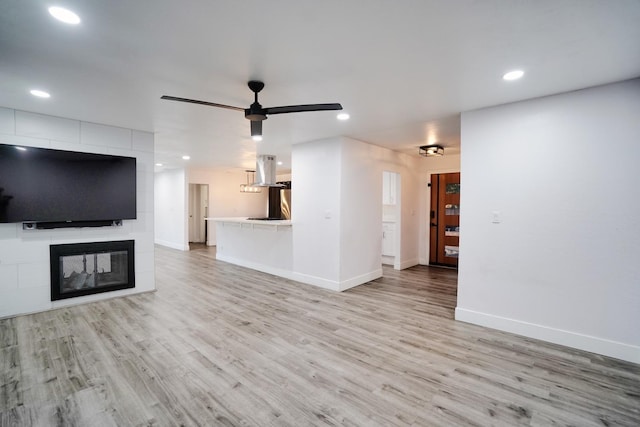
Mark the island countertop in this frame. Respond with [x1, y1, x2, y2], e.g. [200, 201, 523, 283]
[206, 217, 292, 226]
[209, 217, 294, 280]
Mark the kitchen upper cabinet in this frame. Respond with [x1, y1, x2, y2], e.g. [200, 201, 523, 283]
[382, 171, 397, 205]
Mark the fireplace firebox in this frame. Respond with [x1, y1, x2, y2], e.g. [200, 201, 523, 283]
[50, 240, 135, 301]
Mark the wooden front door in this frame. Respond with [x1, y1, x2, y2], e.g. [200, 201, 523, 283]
[429, 172, 460, 267]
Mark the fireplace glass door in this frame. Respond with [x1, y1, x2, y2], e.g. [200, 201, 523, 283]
[50, 240, 134, 300]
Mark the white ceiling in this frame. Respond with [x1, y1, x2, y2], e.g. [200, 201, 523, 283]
[1, 1, 639, 171]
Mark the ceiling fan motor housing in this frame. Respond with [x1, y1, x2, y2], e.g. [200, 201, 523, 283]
[245, 102, 267, 121]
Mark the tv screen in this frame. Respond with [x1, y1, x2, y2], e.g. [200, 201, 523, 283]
[0, 143, 137, 224]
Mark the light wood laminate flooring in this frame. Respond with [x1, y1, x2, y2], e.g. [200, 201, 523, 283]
[1, 245, 639, 426]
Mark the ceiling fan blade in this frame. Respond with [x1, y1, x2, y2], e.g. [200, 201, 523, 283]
[161, 95, 244, 112]
[250, 120, 262, 137]
[264, 103, 343, 115]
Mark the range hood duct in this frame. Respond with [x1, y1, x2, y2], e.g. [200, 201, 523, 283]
[252, 154, 283, 187]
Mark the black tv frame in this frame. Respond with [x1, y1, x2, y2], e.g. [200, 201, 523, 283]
[0, 143, 137, 228]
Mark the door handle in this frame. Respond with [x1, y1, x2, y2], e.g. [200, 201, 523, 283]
[431, 223, 437, 227]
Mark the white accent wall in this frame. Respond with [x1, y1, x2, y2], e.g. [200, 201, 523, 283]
[292, 136, 422, 291]
[456, 79, 640, 363]
[0, 107, 156, 319]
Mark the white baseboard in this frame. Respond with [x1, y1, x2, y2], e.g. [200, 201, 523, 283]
[218, 254, 382, 293]
[395, 258, 419, 270]
[290, 269, 382, 292]
[216, 254, 296, 282]
[455, 307, 640, 364]
[154, 239, 189, 251]
[289, 272, 341, 291]
[338, 269, 383, 291]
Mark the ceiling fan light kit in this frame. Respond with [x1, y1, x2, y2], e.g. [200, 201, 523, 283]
[419, 144, 444, 157]
[162, 81, 343, 140]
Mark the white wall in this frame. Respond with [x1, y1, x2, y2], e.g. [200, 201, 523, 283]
[339, 139, 385, 285]
[291, 138, 342, 287]
[292, 136, 422, 291]
[393, 152, 421, 270]
[154, 169, 188, 250]
[0, 107, 156, 318]
[456, 79, 640, 363]
[188, 168, 268, 245]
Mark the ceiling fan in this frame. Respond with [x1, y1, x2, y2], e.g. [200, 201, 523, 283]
[161, 81, 343, 141]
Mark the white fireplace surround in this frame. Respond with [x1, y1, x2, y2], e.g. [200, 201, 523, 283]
[0, 107, 156, 318]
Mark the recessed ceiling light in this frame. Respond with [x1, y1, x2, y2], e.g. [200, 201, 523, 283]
[182, 155, 190, 160]
[337, 112, 350, 121]
[503, 70, 524, 81]
[277, 161, 283, 166]
[155, 163, 163, 167]
[15, 146, 27, 151]
[30, 89, 50, 98]
[252, 135, 263, 142]
[48, 6, 81, 24]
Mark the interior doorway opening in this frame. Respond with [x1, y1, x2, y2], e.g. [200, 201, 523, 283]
[429, 172, 460, 268]
[188, 184, 209, 246]
[382, 170, 401, 269]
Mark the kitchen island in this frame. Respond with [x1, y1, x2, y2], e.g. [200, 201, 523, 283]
[207, 217, 294, 280]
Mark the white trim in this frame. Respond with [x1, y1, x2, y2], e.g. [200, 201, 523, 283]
[289, 271, 341, 291]
[338, 269, 383, 291]
[455, 307, 640, 364]
[218, 253, 382, 293]
[395, 258, 419, 270]
[381, 255, 394, 266]
[216, 253, 296, 282]
[154, 239, 189, 251]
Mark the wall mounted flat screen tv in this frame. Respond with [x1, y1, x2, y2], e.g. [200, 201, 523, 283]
[0, 143, 136, 224]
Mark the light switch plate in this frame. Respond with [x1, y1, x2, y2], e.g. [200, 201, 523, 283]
[492, 211, 501, 223]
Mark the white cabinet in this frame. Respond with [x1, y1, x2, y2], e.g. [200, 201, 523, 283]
[382, 222, 396, 256]
[382, 171, 397, 205]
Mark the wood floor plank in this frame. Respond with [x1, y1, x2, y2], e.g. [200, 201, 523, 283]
[1, 244, 639, 426]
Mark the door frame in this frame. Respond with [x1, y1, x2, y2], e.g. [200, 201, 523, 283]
[426, 171, 461, 267]
[188, 183, 209, 245]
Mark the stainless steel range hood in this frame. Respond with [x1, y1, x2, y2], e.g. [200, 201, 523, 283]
[252, 154, 284, 187]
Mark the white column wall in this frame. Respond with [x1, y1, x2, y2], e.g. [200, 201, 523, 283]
[456, 79, 640, 363]
[394, 153, 421, 270]
[0, 107, 156, 318]
[292, 136, 421, 291]
[339, 138, 384, 288]
[291, 138, 342, 288]
[154, 169, 188, 250]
